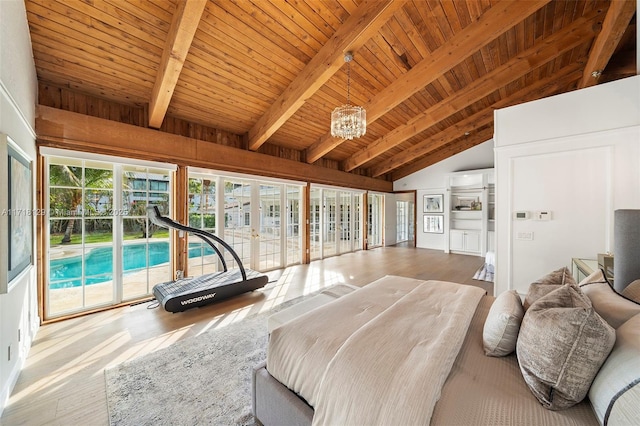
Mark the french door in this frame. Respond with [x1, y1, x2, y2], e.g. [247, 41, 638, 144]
[45, 153, 174, 320]
[188, 171, 303, 274]
[309, 185, 363, 260]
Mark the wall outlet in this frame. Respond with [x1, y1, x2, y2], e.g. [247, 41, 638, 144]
[516, 231, 534, 241]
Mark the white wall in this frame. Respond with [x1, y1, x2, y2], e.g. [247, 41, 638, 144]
[0, 0, 38, 415]
[494, 75, 640, 297]
[393, 140, 494, 250]
[384, 193, 398, 246]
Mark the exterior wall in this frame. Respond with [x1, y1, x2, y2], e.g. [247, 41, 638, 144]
[0, 0, 39, 414]
[494, 75, 640, 296]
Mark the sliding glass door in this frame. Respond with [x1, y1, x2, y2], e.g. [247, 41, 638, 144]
[46, 155, 173, 319]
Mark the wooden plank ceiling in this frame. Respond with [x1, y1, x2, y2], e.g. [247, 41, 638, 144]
[26, 0, 636, 183]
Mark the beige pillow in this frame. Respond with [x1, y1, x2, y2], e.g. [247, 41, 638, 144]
[621, 279, 640, 303]
[517, 284, 616, 410]
[589, 313, 640, 425]
[579, 269, 640, 328]
[483, 290, 524, 357]
[523, 267, 576, 310]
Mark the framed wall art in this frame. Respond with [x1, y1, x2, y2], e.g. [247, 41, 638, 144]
[423, 214, 444, 233]
[0, 134, 33, 294]
[423, 194, 443, 213]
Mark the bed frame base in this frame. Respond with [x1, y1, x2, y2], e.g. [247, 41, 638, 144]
[252, 363, 313, 426]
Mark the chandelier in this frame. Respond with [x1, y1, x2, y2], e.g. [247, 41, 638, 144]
[331, 52, 366, 140]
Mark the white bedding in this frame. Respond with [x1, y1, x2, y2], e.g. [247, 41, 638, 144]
[267, 275, 485, 425]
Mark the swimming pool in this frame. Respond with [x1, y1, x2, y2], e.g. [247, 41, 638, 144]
[49, 241, 215, 289]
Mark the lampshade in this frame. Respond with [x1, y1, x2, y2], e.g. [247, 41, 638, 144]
[613, 209, 640, 292]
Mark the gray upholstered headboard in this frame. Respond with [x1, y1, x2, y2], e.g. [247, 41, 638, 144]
[614, 209, 640, 292]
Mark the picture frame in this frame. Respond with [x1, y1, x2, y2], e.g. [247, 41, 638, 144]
[423, 194, 443, 213]
[423, 214, 444, 234]
[0, 134, 33, 294]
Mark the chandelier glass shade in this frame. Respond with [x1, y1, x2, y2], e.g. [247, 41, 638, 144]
[331, 52, 366, 140]
[331, 104, 366, 140]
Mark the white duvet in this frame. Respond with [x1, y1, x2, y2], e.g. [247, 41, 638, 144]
[267, 275, 485, 426]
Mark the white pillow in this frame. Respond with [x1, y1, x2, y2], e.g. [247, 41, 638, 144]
[589, 313, 640, 424]
[579, 269, 640, 328]
[483, 290, 524, 357]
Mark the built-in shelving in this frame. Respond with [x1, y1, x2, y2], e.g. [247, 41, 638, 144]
[445, 169, 494, 257]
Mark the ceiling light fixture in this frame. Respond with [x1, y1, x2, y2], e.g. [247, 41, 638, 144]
[331, 52, 366, 140]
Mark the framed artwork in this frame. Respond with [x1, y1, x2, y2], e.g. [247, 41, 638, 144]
[423, 194, 443, 213]
[423, 214, 444, 233]
[0, 134, 33, 293]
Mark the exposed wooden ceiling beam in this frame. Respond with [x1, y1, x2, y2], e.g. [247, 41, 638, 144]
[246, 0, 404, 152]
[391, 126, 496, 181]
[148, 0, 207, 129]
[36, 105, 392, 192]
[578, 0, 636, 89]
[345, 9, 603, 173]
[382, 64, 585, 179]
[304, 0, 552, 164]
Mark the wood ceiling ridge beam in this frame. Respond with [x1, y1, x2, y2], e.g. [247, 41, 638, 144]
[373, 63, 584, 178]
[304, 0, 552, 164]
[343, 11, 602, 172]
[246, 0, 405, 152]
[578, 0, 636, 89]
[148, 0, 207, 129]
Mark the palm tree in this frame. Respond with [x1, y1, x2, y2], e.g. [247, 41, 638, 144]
[49, 165, 112, 244]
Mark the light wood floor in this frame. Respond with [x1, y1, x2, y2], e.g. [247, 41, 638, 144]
[1, 246, 488, 425]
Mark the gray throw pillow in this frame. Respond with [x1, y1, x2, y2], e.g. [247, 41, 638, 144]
[517, 284, 616, 410]
[523, 267, 576, 310]
[483, 290, 524, 357]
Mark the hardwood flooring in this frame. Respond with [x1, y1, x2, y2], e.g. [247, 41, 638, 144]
[1, 246, 488, 425]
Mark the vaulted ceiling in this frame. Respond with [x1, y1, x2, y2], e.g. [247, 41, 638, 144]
[25, 0, 636, 183]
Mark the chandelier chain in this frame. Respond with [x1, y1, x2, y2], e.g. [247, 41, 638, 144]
[346, 59, 351, 105]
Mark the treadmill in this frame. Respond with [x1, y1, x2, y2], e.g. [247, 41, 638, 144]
[147, 206, 268, 312]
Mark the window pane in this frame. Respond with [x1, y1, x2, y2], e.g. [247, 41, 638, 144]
[49, 164, 82, 187]
[50, 188, 82, 218]
[84, 167, 113, 189]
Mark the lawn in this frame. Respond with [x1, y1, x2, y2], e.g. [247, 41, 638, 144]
[50, 229, 170, 246]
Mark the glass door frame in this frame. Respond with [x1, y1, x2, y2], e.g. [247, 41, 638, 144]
[43, 149, 175, 320]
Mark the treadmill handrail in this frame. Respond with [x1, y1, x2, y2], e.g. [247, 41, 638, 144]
[147, 206, 247, 281]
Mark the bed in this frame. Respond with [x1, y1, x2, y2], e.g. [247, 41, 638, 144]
[253, 273, 640, 425]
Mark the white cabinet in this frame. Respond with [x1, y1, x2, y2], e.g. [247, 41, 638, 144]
[445, 168, 494, 257]
[450, 229, 481, 254]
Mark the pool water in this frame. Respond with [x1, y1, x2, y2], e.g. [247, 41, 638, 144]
[49, 242, 215, 289]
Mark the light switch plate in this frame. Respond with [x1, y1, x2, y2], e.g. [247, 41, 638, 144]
[516, 231, 534, 240]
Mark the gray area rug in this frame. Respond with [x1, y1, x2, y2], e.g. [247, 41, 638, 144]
[104, 296, 306, 426]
